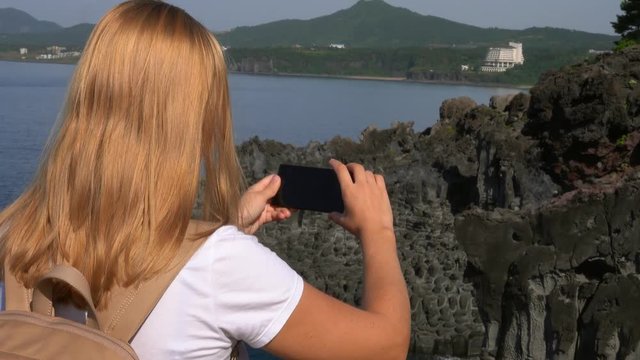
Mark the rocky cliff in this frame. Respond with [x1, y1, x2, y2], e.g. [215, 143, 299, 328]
[232, 46, 640, 359]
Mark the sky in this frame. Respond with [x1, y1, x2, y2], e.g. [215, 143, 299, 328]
[0, 0, 621, 36]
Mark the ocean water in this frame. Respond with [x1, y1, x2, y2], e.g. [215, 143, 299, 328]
[0, 61, 522, 208]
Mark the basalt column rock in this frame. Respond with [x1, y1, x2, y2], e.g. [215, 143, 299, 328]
[457, 179, 640, 359]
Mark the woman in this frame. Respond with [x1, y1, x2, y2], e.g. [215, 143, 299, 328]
[0, 1, 410, 359]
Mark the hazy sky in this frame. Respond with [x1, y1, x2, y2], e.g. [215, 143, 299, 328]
[0, 0, 621, 35]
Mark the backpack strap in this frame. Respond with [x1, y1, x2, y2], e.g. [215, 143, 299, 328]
[31, 265, 101, 329]
[3, 261, 30, 311]
[98, 220, 215, 342]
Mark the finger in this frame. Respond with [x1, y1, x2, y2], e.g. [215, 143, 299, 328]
[330, 159, 354, 187]
[278, 210, 292, 220]
[365, 170, 375, 184]
[265, 205, 291, 217]
[273, 208, 291, 220]
[328, 211, 345, 226]
[346, 163, 366, 182]
[265, 208, 286, 223]
[248, 174, 277, 192]
[279, 208, 292, 218]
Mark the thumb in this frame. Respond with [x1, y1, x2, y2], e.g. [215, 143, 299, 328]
[248, 174, 277, 192]
[258, 174, 281, 200]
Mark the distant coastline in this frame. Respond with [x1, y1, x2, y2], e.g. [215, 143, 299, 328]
[0, 57, 77, 66]
[0, 58, 531, 89]
[230, 71, 532, 90]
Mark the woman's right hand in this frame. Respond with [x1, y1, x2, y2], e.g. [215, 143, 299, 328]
[328, 159, 394, 240]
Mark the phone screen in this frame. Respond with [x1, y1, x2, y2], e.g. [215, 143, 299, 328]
[272, 164, 344, 213]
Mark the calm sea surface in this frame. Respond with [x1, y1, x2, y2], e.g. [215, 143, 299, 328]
[0, 60, 521, 208]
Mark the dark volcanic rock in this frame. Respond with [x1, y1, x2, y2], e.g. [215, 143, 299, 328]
[524, 46, 640, 190]
[226, 47, 640, 359]
[440, 96, 477, 123]
[489, 94, 516, 112]
[457, 179, 640, 359]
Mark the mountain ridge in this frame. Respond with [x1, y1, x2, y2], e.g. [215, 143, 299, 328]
[217, 0, 617, 48]
[0, 8, 62, 34]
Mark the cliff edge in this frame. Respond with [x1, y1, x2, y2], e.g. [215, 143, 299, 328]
[230, 46, 640, 359]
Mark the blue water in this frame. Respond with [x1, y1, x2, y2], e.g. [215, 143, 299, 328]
[0, 61, 522, 209]
[231, 72, 521, 144]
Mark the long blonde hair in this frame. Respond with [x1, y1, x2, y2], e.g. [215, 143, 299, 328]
[0, 0, 243, 307]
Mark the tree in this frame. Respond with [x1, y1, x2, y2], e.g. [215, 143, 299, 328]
[613, 0, 640, 48]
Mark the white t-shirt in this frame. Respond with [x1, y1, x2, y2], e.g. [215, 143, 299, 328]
[131, 225, 304, 360]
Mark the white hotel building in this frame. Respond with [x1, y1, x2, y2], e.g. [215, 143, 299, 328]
[481, 42, 525, 73]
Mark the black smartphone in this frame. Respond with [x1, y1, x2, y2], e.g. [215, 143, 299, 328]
[272, 164, 344, 213]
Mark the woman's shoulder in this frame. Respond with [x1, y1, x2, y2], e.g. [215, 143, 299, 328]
[184, 221, 301, 299]
[186, 221, 261, 260]
[187, 220, 253, 242]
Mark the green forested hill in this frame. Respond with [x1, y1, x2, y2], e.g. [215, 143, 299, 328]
[0, 8, 62, 34]
[217, 0, 617, 49]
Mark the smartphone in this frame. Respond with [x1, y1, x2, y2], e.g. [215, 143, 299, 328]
[272, 164, 344, 213]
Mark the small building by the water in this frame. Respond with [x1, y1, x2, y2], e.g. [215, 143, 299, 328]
[46, 46, 66, 55]
[36, 46, 81, 60]
[481, 42, 524, 73]
[588, 49, 612, 55]
[19, 48, 28, 56]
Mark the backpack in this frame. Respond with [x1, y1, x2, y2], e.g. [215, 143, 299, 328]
[0, 220, 239, 360]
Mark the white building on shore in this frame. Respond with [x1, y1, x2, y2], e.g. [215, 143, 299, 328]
[36, 46, 82, 60]
[481, 42, 524, 73]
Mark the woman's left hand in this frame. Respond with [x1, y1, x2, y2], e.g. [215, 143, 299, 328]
[239, 174, 292, 234]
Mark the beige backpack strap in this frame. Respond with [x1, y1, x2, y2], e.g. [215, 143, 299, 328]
[3, 261, 30, 311]
[100, 220, 214, 342]
[31, 265, 101, 330]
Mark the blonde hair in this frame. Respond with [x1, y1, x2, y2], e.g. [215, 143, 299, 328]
[0, 0, 243, 307]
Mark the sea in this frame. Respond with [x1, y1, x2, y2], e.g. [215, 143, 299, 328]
[0, 60, 521, 359]
[0, 60, 523, 209]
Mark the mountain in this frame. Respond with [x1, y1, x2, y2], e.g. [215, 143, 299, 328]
[217, 0, 617, 49]
[0, 8, 62, 34]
